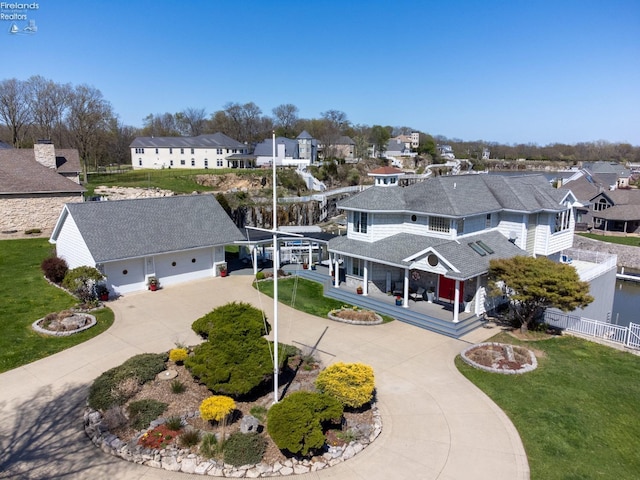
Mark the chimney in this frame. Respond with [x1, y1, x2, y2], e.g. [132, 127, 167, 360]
[34, 140, 56, 169]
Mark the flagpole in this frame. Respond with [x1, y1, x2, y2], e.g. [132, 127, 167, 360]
[272, 131, 279, 404]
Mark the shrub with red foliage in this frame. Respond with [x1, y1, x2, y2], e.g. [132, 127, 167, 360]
[41, 256, 69, 284]
[138, 424, 182, 449]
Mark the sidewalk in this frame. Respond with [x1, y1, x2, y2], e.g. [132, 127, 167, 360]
[0, 275, 529, 479]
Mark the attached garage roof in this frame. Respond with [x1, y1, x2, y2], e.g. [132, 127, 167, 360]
[52, 195, 245, 262]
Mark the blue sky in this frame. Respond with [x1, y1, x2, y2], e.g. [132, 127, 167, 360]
[3, 0, 639, 145]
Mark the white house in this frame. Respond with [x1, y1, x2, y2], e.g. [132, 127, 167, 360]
[130, 133, 250, 170]
[254, 131, 318, 167]
[50, 195, 245, 295]
[327, 167, 581, 322]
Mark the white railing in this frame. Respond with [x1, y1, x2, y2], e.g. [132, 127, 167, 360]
[545, 311, 639, 350]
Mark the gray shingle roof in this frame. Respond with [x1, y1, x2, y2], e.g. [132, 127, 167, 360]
[0, 149, 85, 194]
[328, 230, 526, 280]
[55, 195, 244, 262]
[130, 133, 244, 149]
[253, 137, 299, 157]
[339, 174, 566, 216]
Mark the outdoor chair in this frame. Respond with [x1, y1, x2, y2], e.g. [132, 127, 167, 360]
[410, 287, 426, 302]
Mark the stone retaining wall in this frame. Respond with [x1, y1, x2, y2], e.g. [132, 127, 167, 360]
[573, 235, 640, 270]
[84, 405, 382, 477]
[0, 195, 82, 233]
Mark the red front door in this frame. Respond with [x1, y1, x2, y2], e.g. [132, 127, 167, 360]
[438, 276, 463, 302]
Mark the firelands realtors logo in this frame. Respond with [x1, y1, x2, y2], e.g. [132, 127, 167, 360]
[1, 2, 39, 34]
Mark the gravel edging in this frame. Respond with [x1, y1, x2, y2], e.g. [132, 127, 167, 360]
[84, 405, 382, 477]
[327, 309, 383, 325]
[32, 313, 97, 336]
[460, 342, 538, 375]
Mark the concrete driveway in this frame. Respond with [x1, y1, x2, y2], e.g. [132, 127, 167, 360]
[0, 275, 529, 479]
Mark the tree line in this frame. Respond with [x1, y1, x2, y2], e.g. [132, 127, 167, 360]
[1, 76, 639, 173]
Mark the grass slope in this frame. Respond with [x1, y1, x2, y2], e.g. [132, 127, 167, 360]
[457, 332, 640, 479]
[577, 233, 640, 247]
[0, 238, 114, 373]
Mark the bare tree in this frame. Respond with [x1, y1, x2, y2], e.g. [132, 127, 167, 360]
[0, 78, 32, 147]
[26, 75, 71, 145]
[272, 103, 299, 137]
[66, 84, 113, 182]
[176, 107, 207, 136]
[141, 112, 180, 137]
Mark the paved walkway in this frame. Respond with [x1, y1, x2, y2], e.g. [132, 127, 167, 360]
[0, 276, 529, 479]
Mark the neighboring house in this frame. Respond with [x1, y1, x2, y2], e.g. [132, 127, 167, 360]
[384, 138, 413, 158]
[0, 142, 85, 233]
[130, 133, 250, 170]
[437, 145, 456, 159]
[334, 136, 356, 161]
[254, 131, 318, 167]
[582, 161, 632, 189]
[50, 195, 245, 295]
[327, 167, 581, 322]
[561, 166, 640, 233]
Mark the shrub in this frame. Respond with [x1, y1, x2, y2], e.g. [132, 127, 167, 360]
[249, 405, 267, 423]
[315, 362, 375, 409]
[88, 353, 167, 410]
[62, 266, 105, 303]
[199, 433, 219, 459]
[255, 271, 266, 280]
[169, 348, 188, 363]
[165, 416, 183, 431]
[223, 432, 267, 466]
[267, 391, 343, 456]
[170, 379, 186, 394]
[41, 256, 68, 284]
[186, 338, 274, 396]
[128, 399, 168, 430]
[191, 302, 269, 339]
[179, 429, 201, 448]
[199, 395, 236, 423]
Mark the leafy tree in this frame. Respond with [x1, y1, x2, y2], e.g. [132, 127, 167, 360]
[488, 256, 593, 332]
[369, 125, 391, 158]
[267, 391, 343, 456]
[315, 362, 375, 408]
[62, 266, 105, 303]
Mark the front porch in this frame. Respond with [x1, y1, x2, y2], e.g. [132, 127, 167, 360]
[293, 266, 484, 339]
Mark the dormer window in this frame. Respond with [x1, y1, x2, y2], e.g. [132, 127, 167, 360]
[354, 212, 368, 233]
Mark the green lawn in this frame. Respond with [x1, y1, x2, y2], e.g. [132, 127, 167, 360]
[254, 277, 393, 322]
[0, 238, 114, 373]
[578, 233, 640, 247]
[456, 332, 640, 479]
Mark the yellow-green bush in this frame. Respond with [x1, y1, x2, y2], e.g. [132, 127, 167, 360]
[169, 348, 188, 363]
[199, 395, 236, 422]
[315, 362, 375, 408]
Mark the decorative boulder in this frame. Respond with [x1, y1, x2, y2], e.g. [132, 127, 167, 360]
[240, 415, 260, 434]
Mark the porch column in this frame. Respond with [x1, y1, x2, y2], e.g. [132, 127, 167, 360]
[403, 268, 409, 308]
[363, 260, 369, 296]
[334, 258, 340, 288]
[328, 252, 333, 276]
[252, 246, 258, 275]
[274, 239, 280, 271]
[308, 242, 313, 266]
[475, 276, 482, 316]
[453, 279, 461, 323]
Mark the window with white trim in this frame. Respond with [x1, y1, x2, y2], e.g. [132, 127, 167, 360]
[429, 216, 450, 233]
[554, 209, 571, 233]
[180, 159, 185, 165]
[351, 258, 364, 276]
[354, 211, 368, 233]
[191, 159, 195, 166]
[135, 148, 144, 154]
[217, 160, 224, 167]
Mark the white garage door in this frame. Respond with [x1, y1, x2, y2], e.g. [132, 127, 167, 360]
[155, 248, 214, 287]
[105, 258, 146, 294]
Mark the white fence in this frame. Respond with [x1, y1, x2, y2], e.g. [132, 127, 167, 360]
[545, 311, 640, 350]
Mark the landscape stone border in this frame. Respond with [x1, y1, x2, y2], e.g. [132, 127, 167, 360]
[327, 309, 383, 326]
[31, 313, 97, 337]
[460, 342, 538, 375]
[84, 404, 382, 477]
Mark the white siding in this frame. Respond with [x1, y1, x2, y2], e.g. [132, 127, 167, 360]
[131, 147, 247, 170]
[368, 213, 405, 241]
[496, 213, 526, 250]
[155, 248, 214, 286]
[54, 211, 96, 269]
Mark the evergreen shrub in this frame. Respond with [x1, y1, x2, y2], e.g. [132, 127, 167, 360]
[267, 391, 343, 456]
[223, 432, 267, 466]
[315, 362, 375, 409]
[41, 256, 68, 284]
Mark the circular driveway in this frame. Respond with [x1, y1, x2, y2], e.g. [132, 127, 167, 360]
[0, 275, 528, 479]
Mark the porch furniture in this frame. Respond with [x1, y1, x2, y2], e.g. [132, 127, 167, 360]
[410, 287, 426, 302]
[392, 282, 403, 296]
